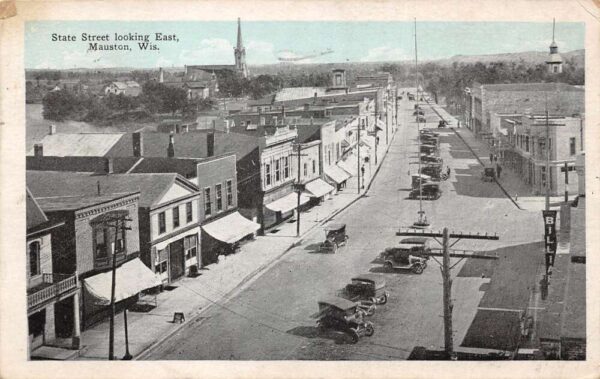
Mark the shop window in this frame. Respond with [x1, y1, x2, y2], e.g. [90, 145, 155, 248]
[204, 187, 212, 216]
[158, 212, 166, 234]
[184, 235, 198, 260]
[29, 241, 41, 277]
[186, 202, 193, 223]
[226, 180, 233, 207]
[216, 184, 223, 212]
[173, 206, 180, 228]
[155, 258, 168, 275]
[275, 160, 280, 182]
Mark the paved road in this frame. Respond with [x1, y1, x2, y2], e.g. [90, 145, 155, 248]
[146, 97, 541, 360]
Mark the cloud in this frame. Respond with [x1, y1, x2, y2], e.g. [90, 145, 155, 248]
[179, 38, 234, 64]
[246, 40, 276, 64]
[361, 46, 409, 62]
[154, 56, 174, 68]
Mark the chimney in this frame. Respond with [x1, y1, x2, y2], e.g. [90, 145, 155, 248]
[167, 132, 175, 158]
[207, 130, 215, 157]
[313, 92, 318, 104]
[49, 124, 56, 135]
[159, 67, 164, 83]
[104, 158, 114, 174]
[132, 132, 144, 157]
[33, 143, 43, 157]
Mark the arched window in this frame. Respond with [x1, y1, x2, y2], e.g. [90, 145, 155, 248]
[29, 241, 41, 277]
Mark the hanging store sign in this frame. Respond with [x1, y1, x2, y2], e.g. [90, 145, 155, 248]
[542, 210, 557, 253]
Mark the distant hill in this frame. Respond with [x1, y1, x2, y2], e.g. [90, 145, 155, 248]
[434, 49, 584, 66]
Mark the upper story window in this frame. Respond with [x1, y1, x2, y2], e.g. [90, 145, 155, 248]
[265, 164, 271, 186]
[94, 226, 108, 258]
[216, 184, 223, 212]
[29, 241, 41, 277]
[525, 136, 530, 152]
[303, 162, 308, 178]
[312, 160, 316, 174]
[275, 160, 281, 182]
[204, 187, 212, 216]
[186, 201, 193, 223]
[284, 157, 290, 179]
[570, 137, 576, 156]
[226, 180, 233, 207]
[173, 206, 180, 228]
[158, 212, 166, 234]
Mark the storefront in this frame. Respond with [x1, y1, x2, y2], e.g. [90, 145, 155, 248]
[151, 227, 201, 284]
[324, 165, 352, 191]
[82, 258, 162, 328]
[264, 192, 311, 229]
[304, 178, 335, 205]
[201, 211, 260, 265]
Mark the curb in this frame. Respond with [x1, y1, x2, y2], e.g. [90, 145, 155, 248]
[135, 128, 398, 360]
[425, 102, 523, 211]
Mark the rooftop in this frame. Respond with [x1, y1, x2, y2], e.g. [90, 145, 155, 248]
[28, 133, 125, 157]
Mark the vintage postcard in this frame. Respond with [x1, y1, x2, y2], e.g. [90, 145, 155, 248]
[0, 0, 599, 378]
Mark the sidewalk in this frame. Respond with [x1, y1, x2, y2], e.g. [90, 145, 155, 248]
[75, 123, 398, 360]
[427, 102, 572, 211]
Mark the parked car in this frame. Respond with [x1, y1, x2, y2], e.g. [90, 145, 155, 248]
[379, 244, 429, 274]
[409, 182, 442, 200]
[345, 274, 389, 305]
[420, 154, 443, 165]
[482, 167, 496, 182]
[416, 116, 426, 123]
[319, 223, 349, 253]
[314, 297, 375, 343]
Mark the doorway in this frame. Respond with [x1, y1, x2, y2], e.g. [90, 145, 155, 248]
[169, 239, 185, 281]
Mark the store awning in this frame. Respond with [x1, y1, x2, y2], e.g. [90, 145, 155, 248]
[83, 258, 162, 306]
[202, 211, 260, 244]
[265, 192, 310, 213]
[324, 165, 352, 184]
[305, 178, 335, 198]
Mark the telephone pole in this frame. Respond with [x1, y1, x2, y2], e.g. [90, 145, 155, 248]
[357, 119, 362, 193]
[291, 141, 308, 237]
[104, 211, 133, 360]
[398, 227, 499, 359]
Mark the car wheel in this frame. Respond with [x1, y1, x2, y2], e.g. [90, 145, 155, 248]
[365, 324, 375, 337]
[385, 261, 393, 271]
[348, 328, 360, 344]
[412, 264, 424, 274]
[379, 294, 388, 305]
[422, 262, 428, 269]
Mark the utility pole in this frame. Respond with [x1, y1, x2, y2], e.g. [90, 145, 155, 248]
[564, 161, 569, 203]
[545, 108, 551, 211]
[397, 227, 499, 359]
[291, 141, 308, 237]
[105, 211, 132, 361]
[357, 118, 362, 193]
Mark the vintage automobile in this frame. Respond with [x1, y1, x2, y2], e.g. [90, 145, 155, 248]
[314, 297, 375, 343]
[482, 167, 496, 182]
[420, 154, 443, 165]
[416, 116, 427, 123]
[380, 244, 429, 274]
[411, 173, 432, 190]
[409, 182, 442, 200]
[399, 237, 432, 257]
[345, 274, 389, 305]
[420, 144, 438, 155]
[420, 129, 440, 137]
[438, 120, 448, 128]
[414, 104, 421, 110]
[420, 134, 439, 143]
[413, 110, 425, 116]
[420, 163, 444, 180]
[319, 223, 349, 253]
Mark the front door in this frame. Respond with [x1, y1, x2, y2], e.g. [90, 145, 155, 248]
[28, 309, 46, 349]
[169, 239, 185, 281]
[54, 296, 74, 338]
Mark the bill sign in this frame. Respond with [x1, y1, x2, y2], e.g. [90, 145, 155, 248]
[542, 210, 557, 267]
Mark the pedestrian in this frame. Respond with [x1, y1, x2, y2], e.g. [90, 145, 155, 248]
[496, 164, 502, 178]
[494, 154, 498, 163]
[361, 165, 365, 177]
[446, 166, 451, 177]
[490, 153, 494, 163]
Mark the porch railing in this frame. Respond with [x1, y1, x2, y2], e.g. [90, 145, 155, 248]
[28, 273, 77, 310]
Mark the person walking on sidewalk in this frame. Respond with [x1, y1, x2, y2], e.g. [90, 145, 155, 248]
[446, 166, 451, 178]
[490, 153, 494, 163]
[496, 163, 502, 179]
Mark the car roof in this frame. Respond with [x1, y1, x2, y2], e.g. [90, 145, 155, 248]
[351, 273, 386, 285]
[324, 223, 346, 231]
[423, 182, 440, 188]
[398, 243, 425, 249]
[400, 237, 429, 244]
[318, 297, 357, 310]
[412, 174, 431, 179]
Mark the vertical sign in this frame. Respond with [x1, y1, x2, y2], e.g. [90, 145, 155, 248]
[542, 211, 557, 265]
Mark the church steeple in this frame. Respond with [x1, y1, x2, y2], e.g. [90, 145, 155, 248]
[546, 18, 563, 74]
[234, 18, 248, 78]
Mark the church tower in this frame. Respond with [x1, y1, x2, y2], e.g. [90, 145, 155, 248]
[234, 18, 249, 78]
[546, 18, 563, 74]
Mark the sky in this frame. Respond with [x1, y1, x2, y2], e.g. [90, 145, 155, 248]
[25, 20, 585, 69]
